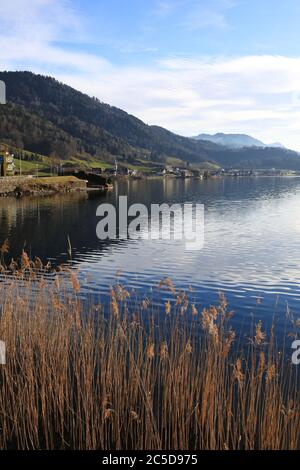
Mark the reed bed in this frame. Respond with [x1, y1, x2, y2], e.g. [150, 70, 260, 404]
[0, 251, 299, 450]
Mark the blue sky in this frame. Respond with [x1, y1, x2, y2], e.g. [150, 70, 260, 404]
[1, 0, 300, 149]
[67, 0, 300, 61]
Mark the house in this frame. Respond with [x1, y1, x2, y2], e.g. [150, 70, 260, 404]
[103, 167, 116, 176]
[0, 145, 15, 176]
[89, 167, 102, 175]
[179, 168, 193, 178]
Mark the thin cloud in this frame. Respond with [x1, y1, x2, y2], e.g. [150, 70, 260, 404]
[153, 0, 189, 18]
[183, 0, 237, 30]
[184, 10, 228, 30]
[154, 1, 175, 18]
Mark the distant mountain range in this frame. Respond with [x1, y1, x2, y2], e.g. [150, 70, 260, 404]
[194, 133, 286, 150]
[0, 71, 299, 170]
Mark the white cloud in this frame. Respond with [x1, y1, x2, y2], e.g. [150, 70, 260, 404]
[0, 0, 92, 73]
[56, 55, 300, 150]
[1, 0, 300, 150]
[0, 0, 82, 42]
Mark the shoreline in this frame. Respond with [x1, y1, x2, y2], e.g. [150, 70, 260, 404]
[0, 175, 87, 197]
[1, 173, 300, 198]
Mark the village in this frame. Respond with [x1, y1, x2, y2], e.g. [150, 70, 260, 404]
[1, 143, 299, 198]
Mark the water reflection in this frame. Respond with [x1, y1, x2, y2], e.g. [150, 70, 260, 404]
[1, 177, 300, 330]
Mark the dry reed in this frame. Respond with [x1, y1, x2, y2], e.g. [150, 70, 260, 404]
[0, 250, 299, 450]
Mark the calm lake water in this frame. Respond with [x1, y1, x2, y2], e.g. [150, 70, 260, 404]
[1, 176, 300, 332]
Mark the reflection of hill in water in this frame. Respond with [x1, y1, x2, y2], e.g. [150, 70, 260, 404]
[1, 176, 300, 267]
[0, 192, 124, 264]
[0, 178, 197, 264]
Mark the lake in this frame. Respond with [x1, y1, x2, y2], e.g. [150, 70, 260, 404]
[1, 176, 300, 333]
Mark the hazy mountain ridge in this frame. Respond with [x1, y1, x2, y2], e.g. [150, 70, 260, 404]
[194, 132, 286, 150]
[0, 71, 299, 170]
[268, 142, 286, 149]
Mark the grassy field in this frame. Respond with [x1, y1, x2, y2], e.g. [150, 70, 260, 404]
[0, 250, 299, 450]
[2, 142, 219, 176]
[14, 158, 50, 176]
[13, 154, 160, 175]
[35, 176, 82, 184]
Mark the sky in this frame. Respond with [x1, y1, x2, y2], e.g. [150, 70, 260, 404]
[1, 0, 300, 149]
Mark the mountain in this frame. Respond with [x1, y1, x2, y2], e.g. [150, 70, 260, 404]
[194, 133, 287, 151]
[203, 146, 300, 169]
[268, 142, 286, 149]
[194, 133, 265, 149]
[0, 71, 299, 170]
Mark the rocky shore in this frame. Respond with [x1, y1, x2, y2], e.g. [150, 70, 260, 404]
[0, 176, 87, 197]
